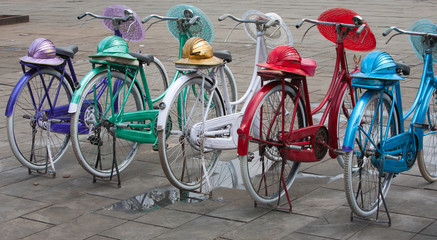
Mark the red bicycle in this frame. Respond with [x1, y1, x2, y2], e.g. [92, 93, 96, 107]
[236, 8, 376, 210]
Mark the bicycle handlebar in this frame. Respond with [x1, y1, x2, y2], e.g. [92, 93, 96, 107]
[296, 18, 362, 34]
[218, 14, 279, 27]
[141, 14, 200, 25]
[383, 26, 437, 44]
[77, 11, 133, 22]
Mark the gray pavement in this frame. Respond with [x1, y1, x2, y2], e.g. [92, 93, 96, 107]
[1, 0, 437, 239]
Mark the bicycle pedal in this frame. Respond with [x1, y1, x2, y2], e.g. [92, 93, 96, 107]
[152, 144, 158, 151]
[413, 123, 429, 130]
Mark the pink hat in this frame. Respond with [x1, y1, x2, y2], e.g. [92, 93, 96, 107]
[257, 45, 317, 76]
[20, 38, 64, 66]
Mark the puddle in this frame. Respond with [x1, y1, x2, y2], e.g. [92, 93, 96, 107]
[103, 185, 207, 213]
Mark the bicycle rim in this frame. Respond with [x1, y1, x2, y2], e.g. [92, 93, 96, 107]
[158, 77, 225, 191]
[241, 83, 304, 204]
[70, 71, 143, 178]
[418, 89, 437, 182]
[7, 68, 72, 170]
[344, 92, 396, 217]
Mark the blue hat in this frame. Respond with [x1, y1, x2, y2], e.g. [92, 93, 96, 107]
[352, 51, 404, 81]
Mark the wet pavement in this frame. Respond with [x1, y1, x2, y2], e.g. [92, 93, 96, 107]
[1, 0, 437, 239]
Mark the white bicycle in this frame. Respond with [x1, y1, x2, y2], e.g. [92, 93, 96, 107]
[156, 10, 293, 192]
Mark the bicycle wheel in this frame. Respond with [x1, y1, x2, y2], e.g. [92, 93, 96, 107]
[418, 89, 437, 182]
[344, 92, 398, 217]
[7, 68, 73, 170]
[70, 71, 144, 178]
[144, 57, 169, 101]
[241, 83, 305, 204]
[332, 84, 355, 165]
[158, 77, 225, 191]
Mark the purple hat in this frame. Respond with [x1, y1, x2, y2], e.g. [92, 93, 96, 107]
[20, 38, 64, 66]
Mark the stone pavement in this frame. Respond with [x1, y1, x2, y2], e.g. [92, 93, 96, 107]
[0, 0, 437, 239]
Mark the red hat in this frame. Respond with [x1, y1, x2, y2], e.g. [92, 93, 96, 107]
[317, 8, 376, 52]
[257, 45, 317, 76]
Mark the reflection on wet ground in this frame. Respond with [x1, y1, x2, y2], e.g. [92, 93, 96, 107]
[103, 185, 207, 213]
[103, 157, 341, 213]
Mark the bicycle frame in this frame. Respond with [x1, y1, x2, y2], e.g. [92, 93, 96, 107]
[342, 50, 436, 173]
[157, 19, 269, 150]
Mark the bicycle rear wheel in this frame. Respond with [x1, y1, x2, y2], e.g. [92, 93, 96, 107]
[344, 92, 397, 217]
[418, 89, 437, 182]
[158, 77, 225, 191]
[240, 83, 305, 204]
[7, 68, 73, 170]
[70, 71, 144, 178]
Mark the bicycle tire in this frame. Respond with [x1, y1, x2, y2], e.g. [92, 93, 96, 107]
[70, 71, 144, 178]
[144, 56, 169, 101]
[418, 89, 437, 182]
[158, 77, 225, 191]
[240, 83, 305, 204]
[344, 92, 397, 217]
[329, 83, 355, 165]
[7, 67, 73, 170]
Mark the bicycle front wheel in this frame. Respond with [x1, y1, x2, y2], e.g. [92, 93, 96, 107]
[241, 83, 305, 204]
[344, 92, 398, 217]
[158, 77, 225, 191]
[7, 68, 73, 170]
[70, 71, 144, 178]
[418, 89, 437, 182]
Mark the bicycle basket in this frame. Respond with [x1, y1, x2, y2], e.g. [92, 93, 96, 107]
[317, 8, 375, 52]
[242, 10, 293, 49]
[408, 19, 437, 64]
[166, 4, 214, 43]
[102, 5, 145, 42]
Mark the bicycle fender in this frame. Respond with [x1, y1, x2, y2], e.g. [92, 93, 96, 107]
[156, 72, 216, 131]
[342, 90, 378, 152]
[237, 81, 283, 156]
[5, 69, 40, 116]
[6, 68, 73, 117]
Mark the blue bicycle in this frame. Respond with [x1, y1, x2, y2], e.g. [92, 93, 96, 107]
[339, 19, 437, 224]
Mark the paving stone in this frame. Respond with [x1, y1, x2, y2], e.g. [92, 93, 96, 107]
[348, 225, 415, 240]
[0, 193, 49, 224]
[291, 188, 346, 217]
[100, 221, 168, 240]
[0, 217, 53, 239]
[135, 208, 201, 229]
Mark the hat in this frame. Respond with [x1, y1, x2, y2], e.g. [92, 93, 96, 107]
[174, 37, 222, 66]
[317, 8, 376, 52]
[257, 45, 317, 76]
[20, 38, 64, 66]
[89, 36, 137, 60]
[352, 51, 404, 81]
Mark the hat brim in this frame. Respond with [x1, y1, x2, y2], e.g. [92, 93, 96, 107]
[89, 52, 137, 60]
[351, 72, 405, 81]
[20, 55, 64, 66]
[257, 62, 309, 76]
[174, 56, 222, 66]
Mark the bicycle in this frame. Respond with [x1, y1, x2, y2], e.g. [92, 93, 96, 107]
[69, 4, 236, 185]
[4, 6, 168, 178]
[156, 10, 293, 192]
[236, 8, 376, 210]
[339, 19, 437, 225]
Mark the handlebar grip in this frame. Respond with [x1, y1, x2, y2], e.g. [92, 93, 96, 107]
[383, 27, 394, 37]
[356, 24, 366, 35]
[189, 16, 200, 25]
[266, 19, 279, 28]
[142, 15, 153, 23]
[296, 19, 305, 28]
[77, 13, 86, 20]
[218, 14, 231, 21]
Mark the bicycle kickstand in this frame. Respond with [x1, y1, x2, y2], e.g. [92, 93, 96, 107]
[109, 131, 121, 188]
[375, 159, 391, 226]
[276, 151, 292, 213]
[44, 120, 56, 178]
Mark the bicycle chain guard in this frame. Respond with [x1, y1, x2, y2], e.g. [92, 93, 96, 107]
[102, 5, 145, 42]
